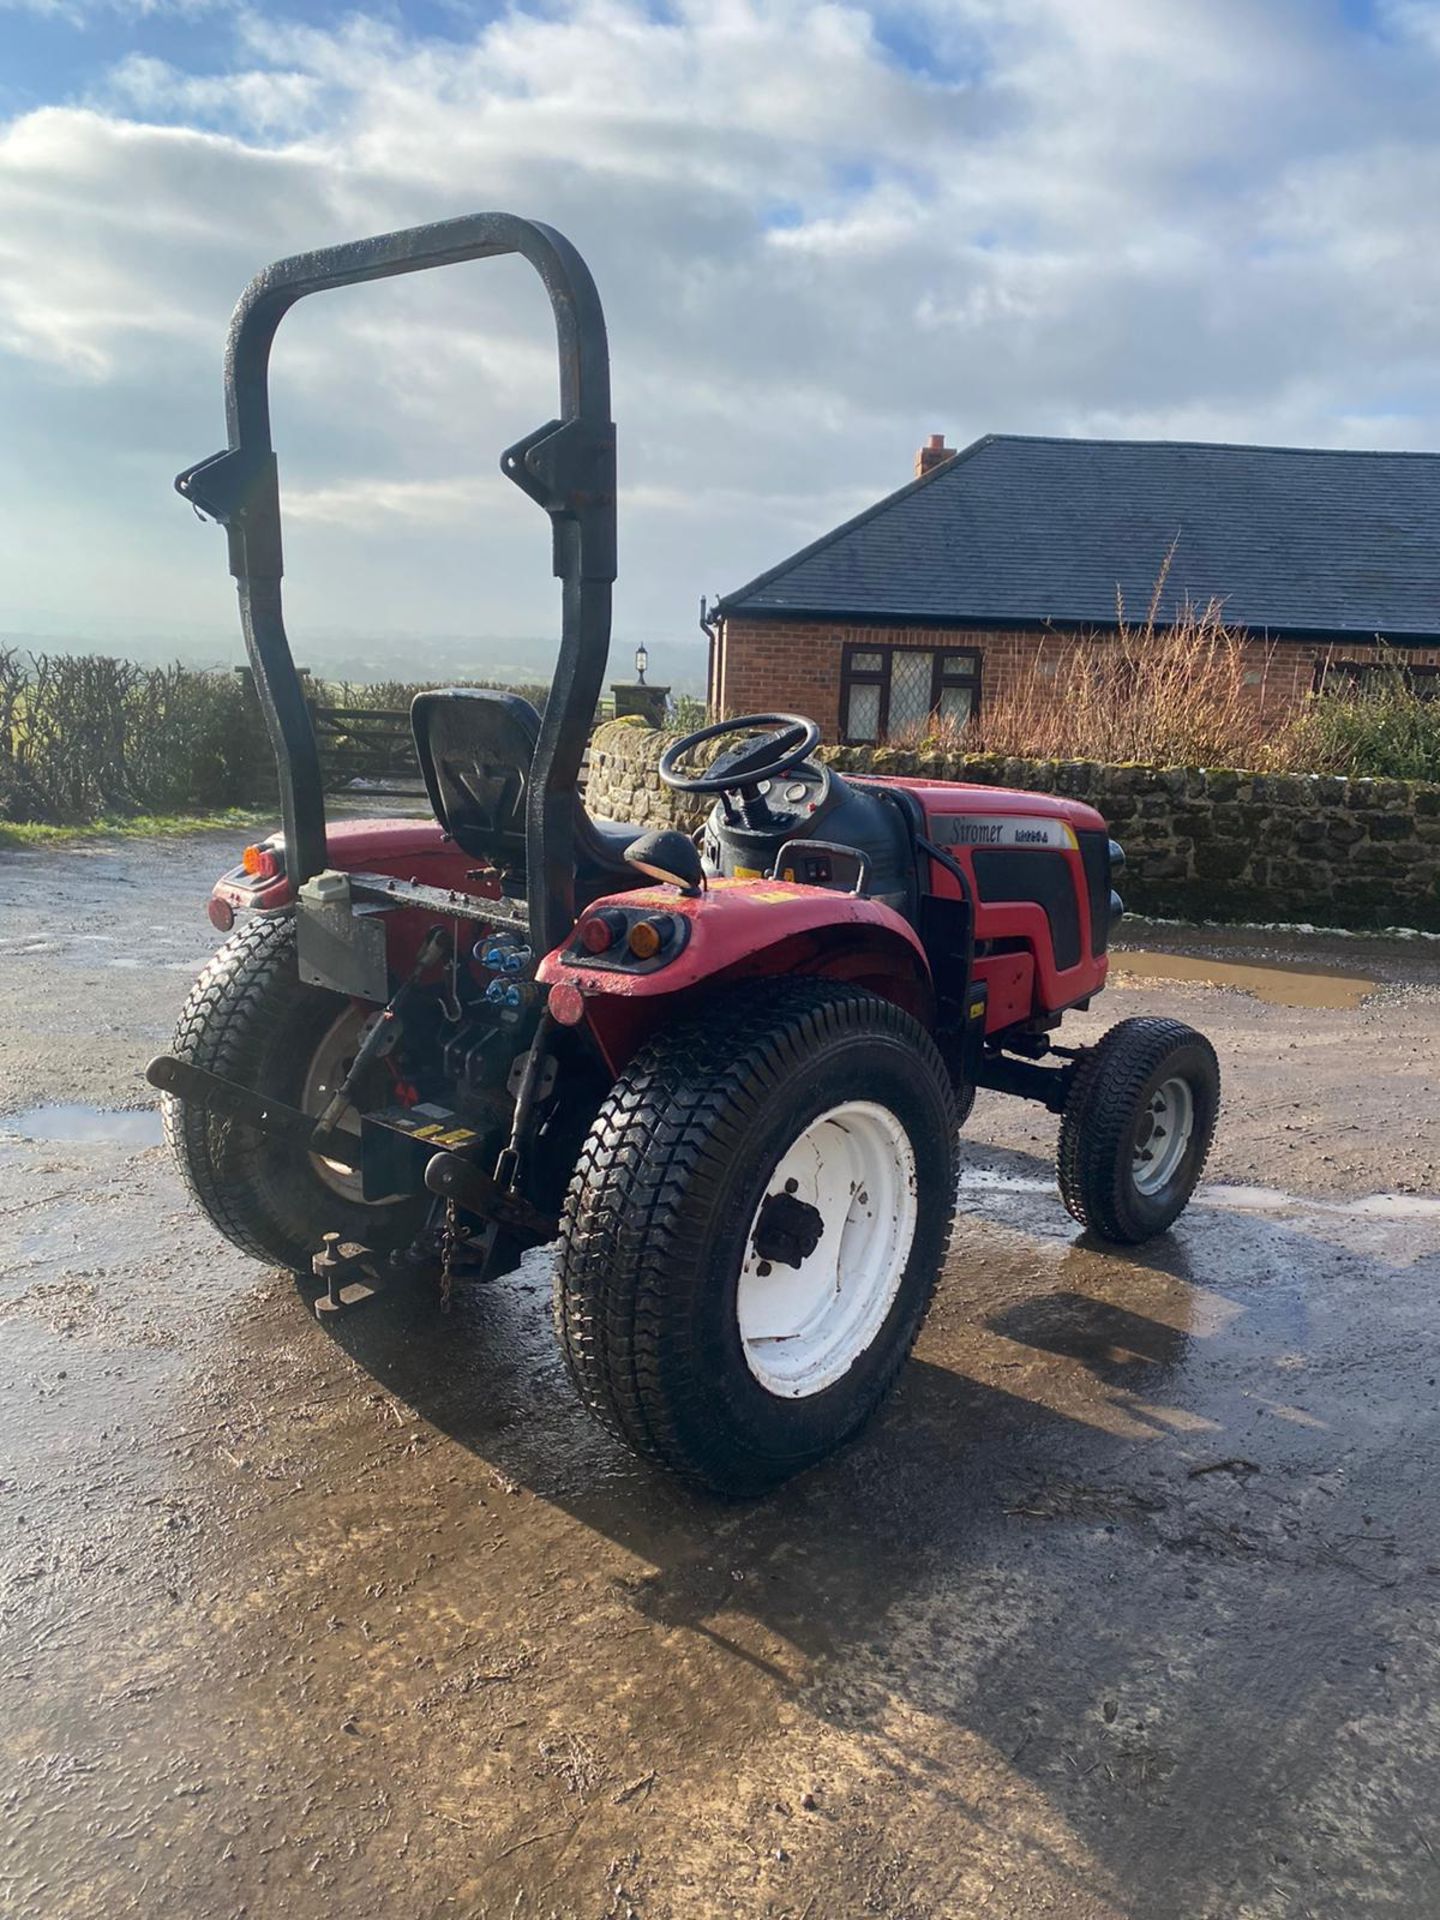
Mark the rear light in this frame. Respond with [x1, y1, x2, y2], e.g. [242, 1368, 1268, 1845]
[208, 896, 235, 933]
[241, 843, 281, 880]
[577, 912, 623, 954]
[569, 907, 686, 970]
[626, 916, 672, 960]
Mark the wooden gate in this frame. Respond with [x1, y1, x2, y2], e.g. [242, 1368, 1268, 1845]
[307, 699, 588, 800]
[308, 703, 426, 797]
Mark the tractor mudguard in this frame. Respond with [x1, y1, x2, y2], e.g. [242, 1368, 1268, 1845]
[537, 877, 933, 1073]
[210, 818, 477, 917]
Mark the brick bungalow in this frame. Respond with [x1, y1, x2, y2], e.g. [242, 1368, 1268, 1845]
[706, 434, 1440, 743]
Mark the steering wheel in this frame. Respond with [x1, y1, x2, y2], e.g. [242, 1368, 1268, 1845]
[658, 713, 822, 797]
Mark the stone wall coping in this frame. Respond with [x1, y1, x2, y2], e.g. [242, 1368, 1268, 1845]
[587, 720, 1440, 805]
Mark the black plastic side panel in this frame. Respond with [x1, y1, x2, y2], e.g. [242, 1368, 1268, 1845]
[917, 890, 973, 1014]
[972, 849, 1082, 970]
[1077, 830, 1112, 957]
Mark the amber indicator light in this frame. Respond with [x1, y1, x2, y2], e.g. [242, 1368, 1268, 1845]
[626, 917, 671, 960]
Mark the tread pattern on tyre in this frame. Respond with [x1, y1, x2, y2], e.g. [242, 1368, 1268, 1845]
[164, 913, 417, 1271]
[1057, 1015, 1219, 1243]
[165, 916, 304, 1264]
[554, 979, 956, 1493]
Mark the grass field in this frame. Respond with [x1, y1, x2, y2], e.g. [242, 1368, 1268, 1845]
[0, 807, 271, 852]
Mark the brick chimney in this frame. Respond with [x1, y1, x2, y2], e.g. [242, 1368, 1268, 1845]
[915, 432, 955, 480]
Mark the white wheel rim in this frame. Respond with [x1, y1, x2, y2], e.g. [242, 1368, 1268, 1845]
[300, 1006, 384, 1204]
[737, 1100, 918, 1399]
[1132, 1074, 1195, 1196]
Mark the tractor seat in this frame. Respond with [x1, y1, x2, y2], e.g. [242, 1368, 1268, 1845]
[411, 687, 646, 891]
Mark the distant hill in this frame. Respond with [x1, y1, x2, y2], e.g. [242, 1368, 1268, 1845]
[0, 630, 709, 696]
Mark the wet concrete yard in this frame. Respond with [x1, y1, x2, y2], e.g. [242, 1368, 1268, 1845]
[3, 832, 1440, 1918]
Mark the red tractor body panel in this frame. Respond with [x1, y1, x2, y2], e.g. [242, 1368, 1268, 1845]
[211, 779, 1110, 1042]
[882, 778, 1112, 1024]
[210, 819, 493, 974]
[212, 818, 474, 919]
[537, 876, 931, 1072]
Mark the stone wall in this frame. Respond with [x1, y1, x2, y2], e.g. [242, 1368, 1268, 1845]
[587, 719, 1440, 931]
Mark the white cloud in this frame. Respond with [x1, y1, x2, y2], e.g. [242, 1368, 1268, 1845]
[1, 0, 222, 22]
[283, 474, 496, 526]
[0, 0, 1438, 660]
[106, 53, 323, 133]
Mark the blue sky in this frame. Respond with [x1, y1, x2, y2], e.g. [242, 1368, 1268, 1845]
[1, 0, 1438, 669]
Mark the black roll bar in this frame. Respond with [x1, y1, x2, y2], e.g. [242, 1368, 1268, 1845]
[176, 212, 617, 956]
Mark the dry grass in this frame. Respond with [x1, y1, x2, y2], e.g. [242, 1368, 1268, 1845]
[902, 568, 1283, 769]
[890, 549, 1440, 779]
[897, 599, 1440, 781]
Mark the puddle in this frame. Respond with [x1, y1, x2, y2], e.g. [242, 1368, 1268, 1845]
[1335, 1192, 1440, 1218]
[1112, 949, 1375, 1010]
[1195, 1183, 1292, 1212]
[959, 1168, 1440, 1220]
[1202, 1184, 1440, 1220]
[0, 1104, 163, 1147]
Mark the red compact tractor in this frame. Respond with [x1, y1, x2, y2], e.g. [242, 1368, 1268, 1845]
[151, 213, 1218, 1495]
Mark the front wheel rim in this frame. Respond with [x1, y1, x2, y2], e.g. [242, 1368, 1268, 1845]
[737, 1100, 919, 1399]
[1132, 1074, 1195, 1196]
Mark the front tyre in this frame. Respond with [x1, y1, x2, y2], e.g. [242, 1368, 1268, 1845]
[1057, 1017, 1219, 1244]
[162, 914, 425, 1272]
[554, 982, 957, 1496]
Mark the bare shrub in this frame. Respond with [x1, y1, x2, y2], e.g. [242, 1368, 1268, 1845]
[0, 653, 265, 824]
[0, 656, 564, 826]
[910, 576, 1280, 769]
[900, 590, 1440, 781]
[321, 676, 550, 713]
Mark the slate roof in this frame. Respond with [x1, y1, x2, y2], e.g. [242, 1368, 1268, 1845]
[715, 434, 1440, 641]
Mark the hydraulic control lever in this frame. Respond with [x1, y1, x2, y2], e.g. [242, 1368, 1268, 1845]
[309, 925, 448, 1152]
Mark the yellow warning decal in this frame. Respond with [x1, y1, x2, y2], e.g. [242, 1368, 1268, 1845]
[411, 1123, 445, 1139]
[435, 1128, 478, 1146]
[732, 864, 764, 880]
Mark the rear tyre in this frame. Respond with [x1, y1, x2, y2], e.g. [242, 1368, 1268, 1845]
[162, 914, 424, 1272]
[1057, 1017, 1219, 1244]
[554, 981, 957, 1496]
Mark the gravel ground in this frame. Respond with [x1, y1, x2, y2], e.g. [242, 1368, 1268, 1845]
[2, 828, 1439, 1919]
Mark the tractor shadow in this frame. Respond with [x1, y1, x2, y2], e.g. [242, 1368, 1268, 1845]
[327, 1193, 1440, 1918]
